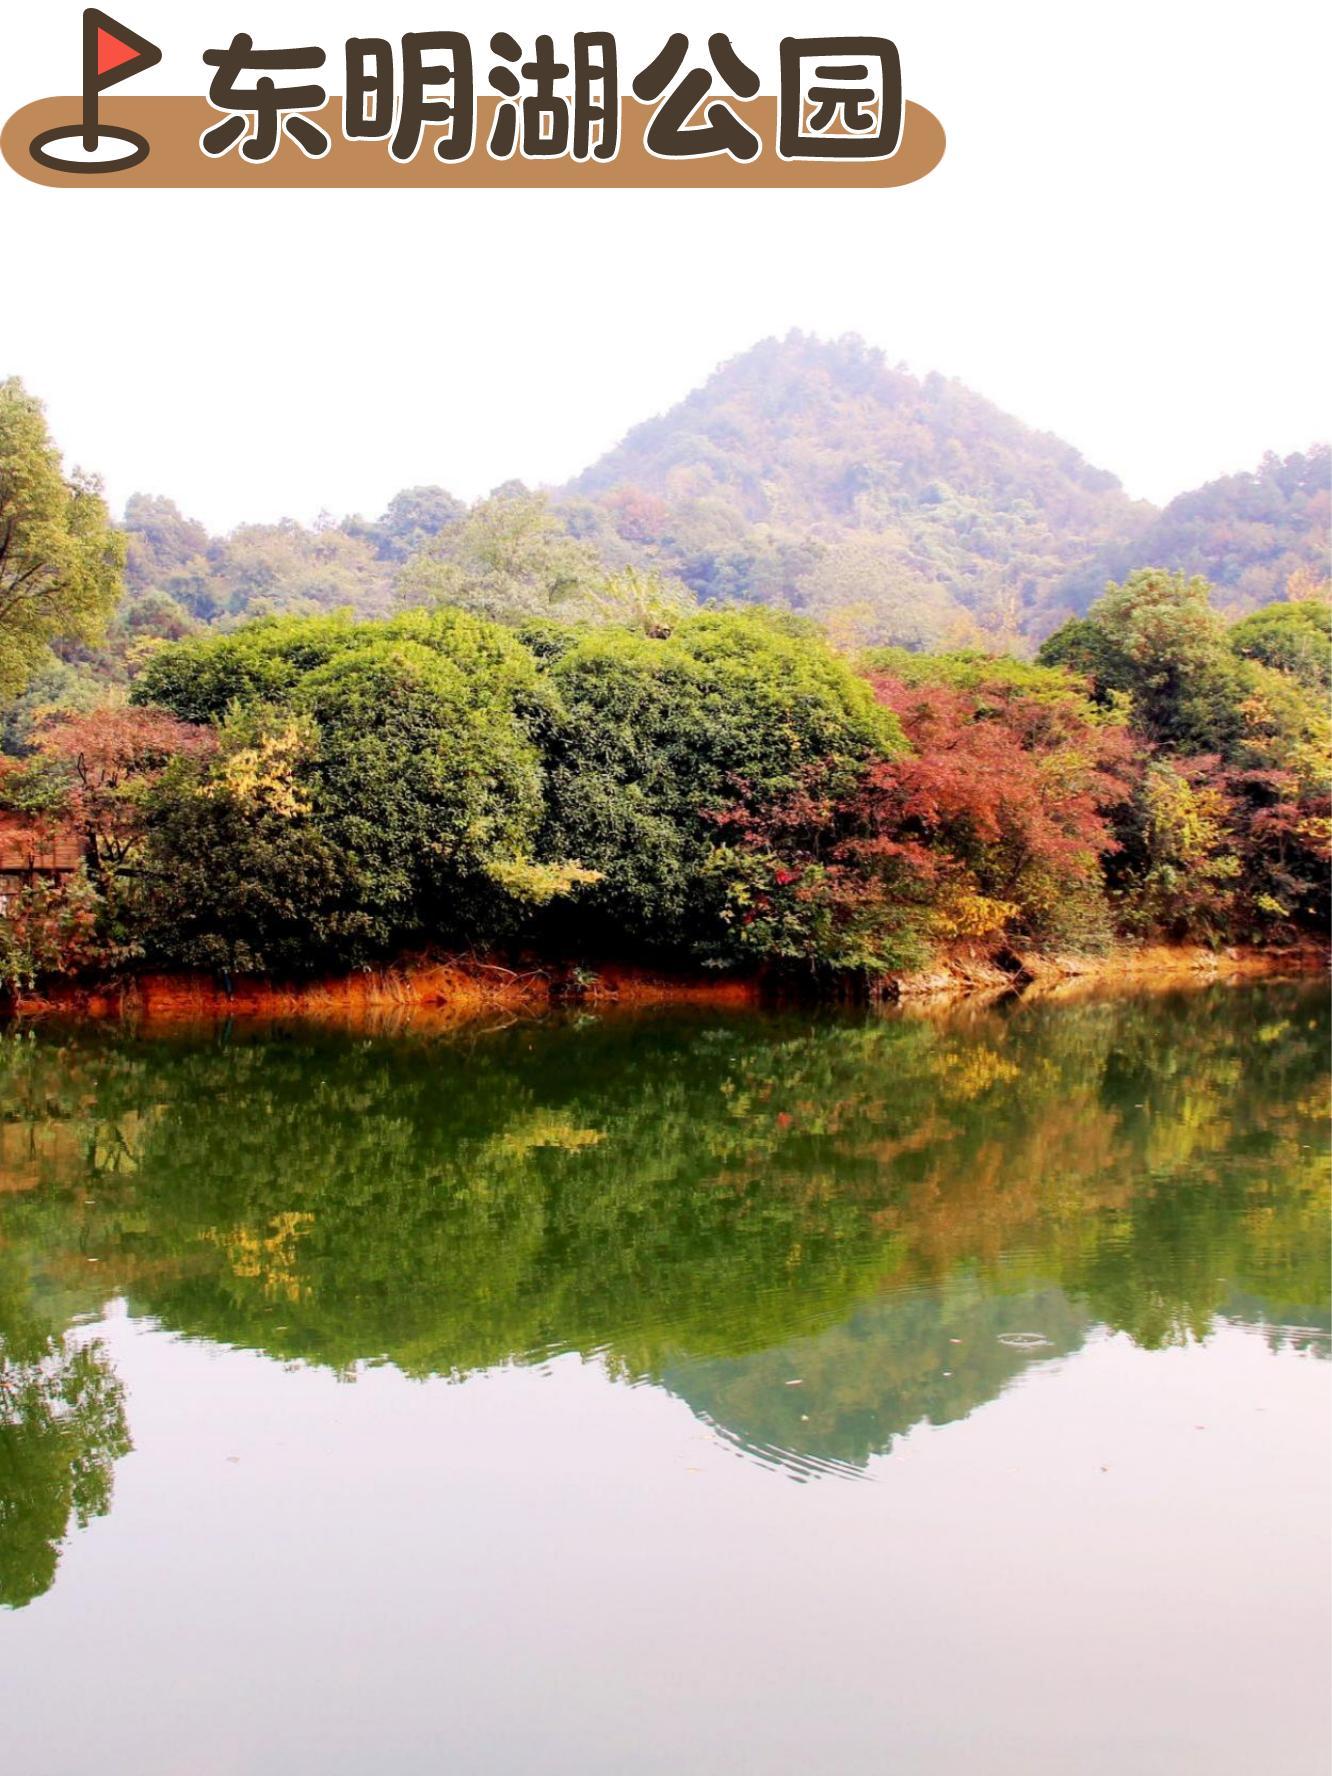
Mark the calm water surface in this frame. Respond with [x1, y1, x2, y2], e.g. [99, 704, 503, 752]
[0, 982, 1328, 1774]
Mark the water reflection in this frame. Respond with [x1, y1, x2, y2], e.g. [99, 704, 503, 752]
[0, 1250, 130, 1608]
[0, 982, 1327, 1597]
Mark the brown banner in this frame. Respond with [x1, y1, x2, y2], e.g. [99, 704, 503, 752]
[4, 95, 944, 189]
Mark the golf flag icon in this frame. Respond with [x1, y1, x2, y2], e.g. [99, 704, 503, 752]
[29, 9, 162, 173]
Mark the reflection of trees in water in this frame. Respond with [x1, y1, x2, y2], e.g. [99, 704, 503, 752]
[0, 981, 1326, 1494]
[0, 1257, 130, 1609]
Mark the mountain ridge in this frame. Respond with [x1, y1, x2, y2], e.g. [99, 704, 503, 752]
[98, 331, 1328, 663]
[558, 331, 1326, 645]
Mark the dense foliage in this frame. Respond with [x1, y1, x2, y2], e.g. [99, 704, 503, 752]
[18, 337, 1320, 706]
[0, 369, 1326, 990]
[533, 611, 903, 958]
[0, 379, 123, 701]
[0, 560, 1324, 990]
[1061, 447, 1330, 614]
[1040, 571, 1331, 940]
[123, 609, 562, 971]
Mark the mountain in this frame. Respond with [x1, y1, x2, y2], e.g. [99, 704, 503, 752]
[563, 331, 1156, 646]
[102, 334, 1327, 661]
[563, 333, 1329, 646]
[1058, 444, 1330, 614]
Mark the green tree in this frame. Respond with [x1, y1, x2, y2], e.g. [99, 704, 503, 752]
[292, 637, 548, 936]
[395, 490, 608, 623]
[0, 378, 124, 700]
[1113, 757, 1242, 939]
[136, 609, 577, 969]
[129, 611, 364, 722]
[121, 492, 210, 591]
[343, 485, 467, 562]
[538, 609, 904, 956]
[1229, 598, 1332, 691]
[140, 710, 348, 974]
[1041, 568, 1243, 752]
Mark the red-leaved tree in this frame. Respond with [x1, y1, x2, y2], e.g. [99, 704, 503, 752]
[705, 667, 1137, 973]
[869, 673, 1136, 939]
[30, 705, 214, 884]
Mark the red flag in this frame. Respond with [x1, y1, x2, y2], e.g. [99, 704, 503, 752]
[85, 9, 161, 93]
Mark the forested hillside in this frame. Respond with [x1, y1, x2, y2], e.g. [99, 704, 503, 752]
[567, 331, 1153, 645]
[2, 362, 1328, 997]
[1058, 444, 1330, 614]
[3, 373, 1329, 994]
[68, 334, 1324, 678]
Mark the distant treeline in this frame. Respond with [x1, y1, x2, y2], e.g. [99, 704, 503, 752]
[9, 335, 1328, 747]
[1, 373, 1328, 990]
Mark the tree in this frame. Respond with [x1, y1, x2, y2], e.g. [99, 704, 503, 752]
[581, 565, 694, 636]
[343, 485, 467, 562]
[1042, 567, 1287, 753]
[121, 492, 210, 591]
[139, 711, 348, 974]
[0, 870, 115, 993]
[701, 759, 938, 976]
[130, 611, 363, 723]
[1042, 568, 1245, 752]
[0, 378, 124, 700]
[114, 590, 197, 645]
[1041, 572, 1331, 941]
[799, 538, 981, 651]
[395, 490, 608, 623]
[1112, 757, 1242, 939]
[213, 518, 393, 620]
[292, 638, 548, 939]
[861, 656, 1134, 947]
[135, 609, 582, 970]
[1229, 598, 1332, 691]
[30, 704, 214, 885]
[0, 703, 213, 984]
[538, 609, 904, 957]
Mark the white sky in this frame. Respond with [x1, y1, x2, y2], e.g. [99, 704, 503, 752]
[1, 0, 1328, 532]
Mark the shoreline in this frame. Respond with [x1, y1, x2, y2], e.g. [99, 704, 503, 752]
[3, 941, 1325, 1032]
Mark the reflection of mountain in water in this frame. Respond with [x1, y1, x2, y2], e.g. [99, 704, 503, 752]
[662, 1283, 1089, 1480]
[1219, 1290, 1332, 1358]
[0, 981, 1327, 1596]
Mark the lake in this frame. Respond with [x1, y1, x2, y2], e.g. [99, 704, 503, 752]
[1, 981, 1328, 1775]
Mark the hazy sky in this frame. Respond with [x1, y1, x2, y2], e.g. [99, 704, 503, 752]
[2, 0, 1328, 532]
